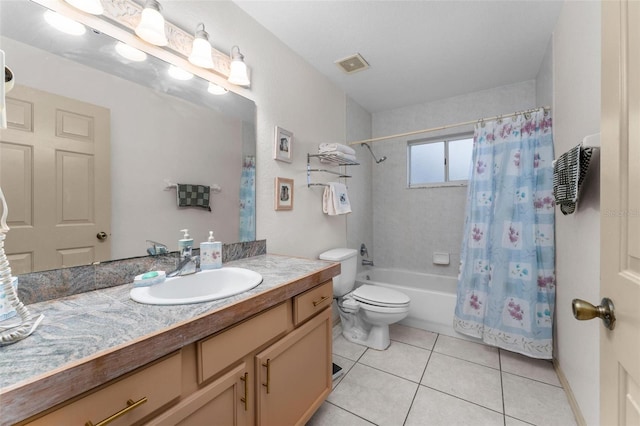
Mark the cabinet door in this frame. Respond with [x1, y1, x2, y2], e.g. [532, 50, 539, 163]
[148, 362, 252, 426]
[255, 308, 332, 426]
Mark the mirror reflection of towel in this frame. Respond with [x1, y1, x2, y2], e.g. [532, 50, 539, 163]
[177, 184, 211, 211]
[323, 182, 351, 215]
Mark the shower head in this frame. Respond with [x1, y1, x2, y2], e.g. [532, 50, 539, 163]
[361, 143, 387, 164]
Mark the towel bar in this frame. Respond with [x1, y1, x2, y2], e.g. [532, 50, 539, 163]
[553, 133, 600, 167]
[163, 179, 222, 193]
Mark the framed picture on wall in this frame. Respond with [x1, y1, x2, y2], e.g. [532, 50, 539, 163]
[273, 126, 293, 163]
[274, 177, 294, 210]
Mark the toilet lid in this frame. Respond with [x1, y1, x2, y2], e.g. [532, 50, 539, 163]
[352, 285, 410, 306]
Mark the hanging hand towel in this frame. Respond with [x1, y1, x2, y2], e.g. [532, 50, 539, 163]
[553, 144, 594, 215]
[177, 184, 211, 211]
[318, 143, 356, 156]
[323, 182, 351, 215]
[322, 185, 334, 215]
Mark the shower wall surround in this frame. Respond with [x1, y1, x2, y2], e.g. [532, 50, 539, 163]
[370, 81, 537, 276]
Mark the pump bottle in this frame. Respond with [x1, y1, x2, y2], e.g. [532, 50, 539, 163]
[200, 231, 222, 269]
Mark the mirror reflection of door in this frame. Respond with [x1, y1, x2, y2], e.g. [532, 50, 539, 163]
[0, 85, 111, 274]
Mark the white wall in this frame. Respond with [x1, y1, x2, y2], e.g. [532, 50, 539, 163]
[165, 2, 349, 259]
[370, 81, 536, 275]
[552, 2, 601, 425]
[1, 36, 242, 260]
[346, 97, 373, 270]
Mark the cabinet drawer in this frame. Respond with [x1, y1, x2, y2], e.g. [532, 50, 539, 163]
[27, 351, 182, 426]
[293, 280, 333, 326]
[198, 301, 289, 384]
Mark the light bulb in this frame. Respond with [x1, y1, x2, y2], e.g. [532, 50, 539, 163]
[44, 10, 86, 36]
[135, 0, 168, 46]
[115, 42, 147, 62]
[168, 65, 193, 81]
[189, 24, 214, 69]
[207, 83, 228, 95]
[227, 46, 250, 86]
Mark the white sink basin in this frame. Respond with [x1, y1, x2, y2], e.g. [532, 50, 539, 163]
[130, 267, 263, 305]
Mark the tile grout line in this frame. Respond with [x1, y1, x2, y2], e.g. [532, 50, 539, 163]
[401, 333, 438, 426]
[323, 400, 378, 425]
[499, 349, 507, 426]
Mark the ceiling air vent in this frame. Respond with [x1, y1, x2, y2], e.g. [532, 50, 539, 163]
[335, 53, 370, 74]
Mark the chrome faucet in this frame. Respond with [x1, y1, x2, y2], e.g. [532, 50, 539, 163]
[168, 242, 200, 277]
[146, 240, 168, 256]
[168, 254, 199, 277]
[360, 243, 373, 266]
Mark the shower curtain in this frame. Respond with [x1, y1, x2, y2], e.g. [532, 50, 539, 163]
[453, 108, 555, 359]
[239, 155, 256, 242]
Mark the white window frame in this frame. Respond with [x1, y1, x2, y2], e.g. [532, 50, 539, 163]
[407, 132, 474, 188]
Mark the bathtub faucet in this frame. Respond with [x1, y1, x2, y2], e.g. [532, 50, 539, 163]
[362, 259, 374, 267]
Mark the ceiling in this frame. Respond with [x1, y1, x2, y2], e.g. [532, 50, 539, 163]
[232, 0, 564, 113]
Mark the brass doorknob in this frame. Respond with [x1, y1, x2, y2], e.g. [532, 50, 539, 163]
[96, 231, 108, 241]
[572, 298, 616, 330]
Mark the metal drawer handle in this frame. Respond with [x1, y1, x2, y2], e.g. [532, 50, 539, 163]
[85, 397, 147, 426]
[312, 295, 329, 307]
[240, 372, 249, 411]
[262, 358, 271, 394]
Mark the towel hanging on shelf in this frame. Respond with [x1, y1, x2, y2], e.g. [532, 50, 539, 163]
[177, 184, 212, 212]
[318, 143, 356, 156]
[323, 182, 352, 215]
[553, 144, 594, 215]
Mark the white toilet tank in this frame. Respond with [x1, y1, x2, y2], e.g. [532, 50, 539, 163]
[319, 248, 358, 297]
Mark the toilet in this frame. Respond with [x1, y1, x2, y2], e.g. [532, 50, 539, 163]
[319, 248, 410, 350]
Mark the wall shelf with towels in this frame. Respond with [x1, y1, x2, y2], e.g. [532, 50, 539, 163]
[307, 153, 359, 187]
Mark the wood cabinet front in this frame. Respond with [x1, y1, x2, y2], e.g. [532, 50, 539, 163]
[255, 307, 332, 426]
[26, 351, 182, 426]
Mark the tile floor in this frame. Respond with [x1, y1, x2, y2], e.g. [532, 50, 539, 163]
[307, 324, 576, 426]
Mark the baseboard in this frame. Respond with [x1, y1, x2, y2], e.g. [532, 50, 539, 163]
[553, 358, 587, 426]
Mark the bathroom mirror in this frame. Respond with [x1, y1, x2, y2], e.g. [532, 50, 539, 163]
[0, 1, 256, 274]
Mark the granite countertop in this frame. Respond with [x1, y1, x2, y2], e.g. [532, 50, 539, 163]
[0, 254, 339, 425]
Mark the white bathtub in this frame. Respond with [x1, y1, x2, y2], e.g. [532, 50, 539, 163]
[355, 268, 464, 339]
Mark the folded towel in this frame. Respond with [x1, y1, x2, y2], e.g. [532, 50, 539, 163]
[319, 143, 356, 156]
[553, 144, 594, 215]
[319, 151, 358, 165]
[177, 184, 212, 211]
[323, 182, 352, 215]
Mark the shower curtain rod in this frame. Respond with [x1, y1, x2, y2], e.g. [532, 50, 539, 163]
[347, 106, 551, 146]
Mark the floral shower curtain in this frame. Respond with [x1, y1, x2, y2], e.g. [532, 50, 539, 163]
[239, 155, 256, 242]
[453, 108, 555, 359]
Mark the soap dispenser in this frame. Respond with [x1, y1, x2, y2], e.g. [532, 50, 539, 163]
[178, 229, 193, 257]
[200, 231, 222, 269]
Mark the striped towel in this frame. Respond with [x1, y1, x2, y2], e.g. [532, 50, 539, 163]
[553, 144, 594, 215]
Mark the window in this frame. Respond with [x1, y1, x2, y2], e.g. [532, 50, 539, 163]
[408, 134, 474, 187]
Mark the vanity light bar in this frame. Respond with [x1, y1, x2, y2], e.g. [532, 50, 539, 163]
[32, 0, 250, 88]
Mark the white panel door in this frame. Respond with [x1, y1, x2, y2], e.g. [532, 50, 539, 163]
[0, 85, 110, 274]
[601, 1, 640, 424]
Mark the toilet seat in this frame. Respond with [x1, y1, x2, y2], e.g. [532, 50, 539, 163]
[352, 285, 410, 308]
[355, 299, 410, 314]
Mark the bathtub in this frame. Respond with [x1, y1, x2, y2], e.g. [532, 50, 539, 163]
[355, 268, 464, 339]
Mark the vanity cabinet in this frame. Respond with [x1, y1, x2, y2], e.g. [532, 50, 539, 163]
[255, 307, 332, 426]
[25, 352, 183, 426]
[153, 280, 333, 426]
[30, 280, 333, 426]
